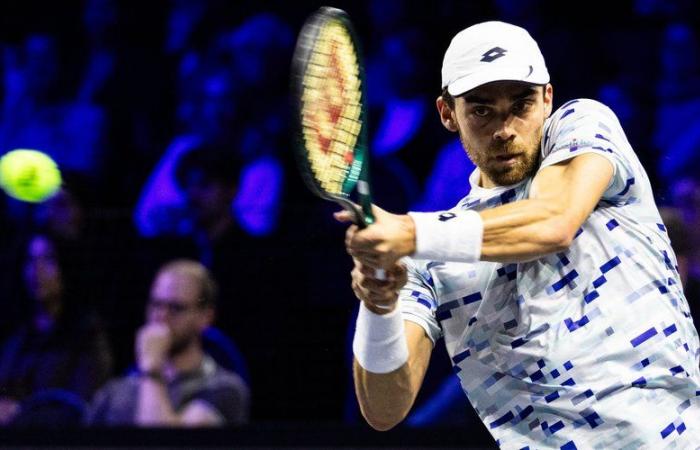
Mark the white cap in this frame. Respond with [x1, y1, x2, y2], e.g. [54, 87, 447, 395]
[441, 21, 549, 96]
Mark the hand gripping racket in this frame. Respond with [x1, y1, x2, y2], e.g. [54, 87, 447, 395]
[292, 7, 385, 279]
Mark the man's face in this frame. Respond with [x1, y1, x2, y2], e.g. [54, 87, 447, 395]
[147, 270, 211, 356]
[440, 81, 553, 188]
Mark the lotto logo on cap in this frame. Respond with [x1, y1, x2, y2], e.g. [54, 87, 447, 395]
[441, 21, 550, 96]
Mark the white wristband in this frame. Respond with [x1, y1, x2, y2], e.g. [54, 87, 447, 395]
[408, 210, 483, 263]
[352, 302, 409, 374]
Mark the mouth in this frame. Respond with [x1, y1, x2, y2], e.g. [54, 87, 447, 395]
[493, 153, 522, 165]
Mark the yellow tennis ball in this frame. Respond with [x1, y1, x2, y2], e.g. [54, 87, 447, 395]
[0, 149, 62, 203]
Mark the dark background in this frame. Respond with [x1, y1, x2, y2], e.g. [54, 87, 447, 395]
[0, 0, 699, 447]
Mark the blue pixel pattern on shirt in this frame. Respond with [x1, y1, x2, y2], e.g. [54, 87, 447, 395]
[400, 99, 700, 449]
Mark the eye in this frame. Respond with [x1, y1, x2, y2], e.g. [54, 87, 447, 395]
[513, 100, 533, 114]
[473, 106, 490, 117]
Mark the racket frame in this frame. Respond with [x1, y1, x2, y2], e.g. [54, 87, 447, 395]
[291, 6, 375, 229]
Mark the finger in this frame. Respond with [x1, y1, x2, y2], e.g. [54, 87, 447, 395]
[394, 268, 408, 289]
[357, 284, 396, 308]
[352, 257, 366, 274]
[345, 225, 359, 250]
[353, 266, 388, 296]
[353, 265, 385, 287]
[334, 210, 355, 223]
[351, 265, 365, 285]
[361, 278, 393, 295]
[375, 252, 401, 270]
[351, 279, 372, 303]
[388, 261, 406, 275]
[368, 290, 398, 307]
[353, 254, 383, 271]
[364, 290, 396, 305]
[354, 258, 389, 286]
[361, 263, 403, 293]
[347, 225, 377, 251]
[358, 260, 380, 276]
[349, 248, 378, 264]
[359, 261, 400, 281]
[357, 272, 391, 296]
[351, 279, 362, 300]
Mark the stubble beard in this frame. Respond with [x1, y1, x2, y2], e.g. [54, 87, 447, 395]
[168, 333, 197, 358]
[462, 125, 543, 187]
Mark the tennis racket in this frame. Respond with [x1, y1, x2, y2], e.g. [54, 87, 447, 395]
[292, 7, 385, 279]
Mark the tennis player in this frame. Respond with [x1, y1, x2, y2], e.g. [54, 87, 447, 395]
[337, 21, 700, 448]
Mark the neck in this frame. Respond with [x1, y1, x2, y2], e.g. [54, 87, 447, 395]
[479, 173, 497, 189]
[163, 341, 205, 380]
[203, 214, 234, 242]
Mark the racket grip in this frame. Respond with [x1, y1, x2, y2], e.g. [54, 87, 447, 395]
[375, 268, 386, 280]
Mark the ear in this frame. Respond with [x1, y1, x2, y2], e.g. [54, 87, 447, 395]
[436, 96, 459, 132]
[198, 307, 215, 331]
[543, 83, 554, 118]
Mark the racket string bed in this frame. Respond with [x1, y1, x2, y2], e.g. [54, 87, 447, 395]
[300, 21, 364, 196]
[293, 7, 384, 278]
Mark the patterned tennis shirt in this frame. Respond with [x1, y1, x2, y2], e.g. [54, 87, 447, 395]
[401, 99, 700, 449]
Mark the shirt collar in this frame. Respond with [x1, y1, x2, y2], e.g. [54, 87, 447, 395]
[467, 167, 528, 197]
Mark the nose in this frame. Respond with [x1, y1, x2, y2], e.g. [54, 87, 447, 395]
[493, 114, 517, 142]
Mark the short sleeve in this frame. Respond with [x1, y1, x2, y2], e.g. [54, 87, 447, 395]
[193, 373, 250, 425]
[86, 378, 137, 426]
[399, 258, 443, 345]
[540, 99, 641, 204]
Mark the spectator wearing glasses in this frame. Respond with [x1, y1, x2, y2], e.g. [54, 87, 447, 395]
[88, 259, 249, 426]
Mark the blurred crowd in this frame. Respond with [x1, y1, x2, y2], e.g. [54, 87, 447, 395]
[0, 0, 699, 429]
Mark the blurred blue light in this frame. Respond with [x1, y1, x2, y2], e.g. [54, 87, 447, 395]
[406, 376, 464, 426]
[233, 155, 283, 236]
[412, 138, 475, 211]
[372, 99, 426, 157]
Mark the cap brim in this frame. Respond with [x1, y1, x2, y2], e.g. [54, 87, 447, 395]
[447, 65, 549, 96]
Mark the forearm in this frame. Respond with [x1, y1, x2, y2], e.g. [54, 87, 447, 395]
[410, 198, 572, 265]
[344, 258, 431, 430]
[479, 198, 573, 262]
[353, 319, 432, 431]
[353, 352, 423, 430]
[135, 376, 180, 426]
[406, 156, 612, 265]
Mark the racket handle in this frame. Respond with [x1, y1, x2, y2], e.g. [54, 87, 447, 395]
[339, 202, 384, 279]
